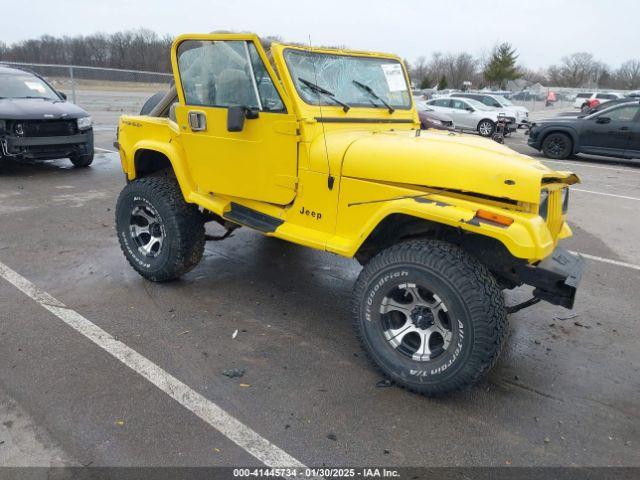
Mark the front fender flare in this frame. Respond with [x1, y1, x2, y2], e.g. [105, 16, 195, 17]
[129, 140, 196, 201]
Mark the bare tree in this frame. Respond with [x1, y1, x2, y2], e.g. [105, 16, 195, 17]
[520, 67, 548, 85]
[0, 30, 174, 72]
[548, 52, 599, 87]
[423, 52, 478, 89]
[616, 59, 640, 90]
[409, 55, 428, 86]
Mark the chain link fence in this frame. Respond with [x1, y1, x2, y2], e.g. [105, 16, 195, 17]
[4, 61, 635, 126]
[0, 61, 173, 128]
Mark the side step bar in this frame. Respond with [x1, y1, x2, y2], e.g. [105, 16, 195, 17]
[223, 202, 284, 233]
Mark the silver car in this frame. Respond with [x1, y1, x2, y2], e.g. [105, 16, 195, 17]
[426, 97, 516, 137]
[450, 92, 529, 127]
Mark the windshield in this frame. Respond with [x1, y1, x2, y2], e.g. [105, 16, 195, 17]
[496, 95, 513, 106]
[284, 49, 411, 109]
[466, 98, 493, 111]
[0, 72, 60, 100]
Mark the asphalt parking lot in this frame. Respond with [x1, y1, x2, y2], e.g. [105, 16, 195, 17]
[0, 109, 639, 469]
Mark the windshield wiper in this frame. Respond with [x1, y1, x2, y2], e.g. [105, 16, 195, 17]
[352, 80, 395, 114]
[298, 77, 350, 113]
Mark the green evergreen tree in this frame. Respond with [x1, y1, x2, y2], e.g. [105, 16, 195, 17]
[437, 75, 448, 90]
[484, 43, 521, 89]
[419, 76, 433, 89]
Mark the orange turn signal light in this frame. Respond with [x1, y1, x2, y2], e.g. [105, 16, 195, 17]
[475, 210, 514, 226]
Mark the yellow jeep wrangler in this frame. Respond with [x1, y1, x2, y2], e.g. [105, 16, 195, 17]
[114, 33, 583, 396]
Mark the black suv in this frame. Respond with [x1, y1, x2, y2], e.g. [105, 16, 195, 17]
[528, 101, 640, 160]
[0, 65, 94, 167]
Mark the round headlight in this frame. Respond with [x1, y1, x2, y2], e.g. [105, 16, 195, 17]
[77, 116, 93, 130]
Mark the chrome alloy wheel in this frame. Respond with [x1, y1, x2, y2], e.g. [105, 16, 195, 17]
[380, 283, 454, 361]
[129, 204, 164, 258]
[478, 121, 493, 136]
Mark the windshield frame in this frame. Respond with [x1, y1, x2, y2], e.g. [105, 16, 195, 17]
[0, 70, 62, 101]
[282, 47, 413, 111]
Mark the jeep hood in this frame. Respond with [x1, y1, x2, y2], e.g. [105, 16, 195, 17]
[340, 130, 577, 204]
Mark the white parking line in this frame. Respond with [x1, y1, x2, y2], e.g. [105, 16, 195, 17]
[542, 159, 640, 173]
[572, 188, 640, 201]
[0, 260, 305, 468]
[573, 252, 640, 272]
[94, 147, 116, 153]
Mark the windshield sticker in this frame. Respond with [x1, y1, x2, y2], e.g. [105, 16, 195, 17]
[24, 81, 46, 93]
[380, 64, 405, 92]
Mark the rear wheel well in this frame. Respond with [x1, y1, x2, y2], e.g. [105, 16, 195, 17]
[355, 214, 524, 288]
[134, 149, 174, 178]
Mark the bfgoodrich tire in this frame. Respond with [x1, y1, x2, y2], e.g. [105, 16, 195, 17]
[116, 176, 205, 282]
[542, 132, 572, 159]
[352, 240, 508, 396]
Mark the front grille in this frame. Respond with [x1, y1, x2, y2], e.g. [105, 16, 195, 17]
[14, 120, 78, 137]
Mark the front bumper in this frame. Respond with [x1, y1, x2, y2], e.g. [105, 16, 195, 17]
[1, 130, 93, 160]
[526, 125, 542, 149]
[515, 247, 584, 309]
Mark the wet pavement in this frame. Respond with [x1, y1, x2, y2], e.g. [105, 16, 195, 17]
[0, 123, 638, 468]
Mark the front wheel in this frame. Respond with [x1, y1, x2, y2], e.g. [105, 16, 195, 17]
[352, 240, 508, 396]
[116, 176, 205, 282]
[541, 132, 572, 159]
[70, 152, 94, 168]
[477, 119, 496, 137]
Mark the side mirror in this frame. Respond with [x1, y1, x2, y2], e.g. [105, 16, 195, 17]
[465, 107, 474, 112]
[58, 91, 67, 100]
[596, 116, 611, 124]
[227, 106, 260, 132]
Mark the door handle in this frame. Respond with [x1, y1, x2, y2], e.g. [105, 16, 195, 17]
[619, 126, 630, 131]
[188, 111, 207, 132]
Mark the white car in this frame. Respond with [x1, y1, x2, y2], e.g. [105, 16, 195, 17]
[426, 97, 516, 137]
[450, 92, 529, 127]
[573, 92, 624, 109]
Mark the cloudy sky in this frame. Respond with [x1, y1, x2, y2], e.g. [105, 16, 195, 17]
[4, 0, 639, 69]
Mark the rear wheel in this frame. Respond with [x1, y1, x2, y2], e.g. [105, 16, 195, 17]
[116, 176, 205, 282]
[477, 119, 495, 137]
[352, 240, 508, 396]
[542, 132, 572, 159]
